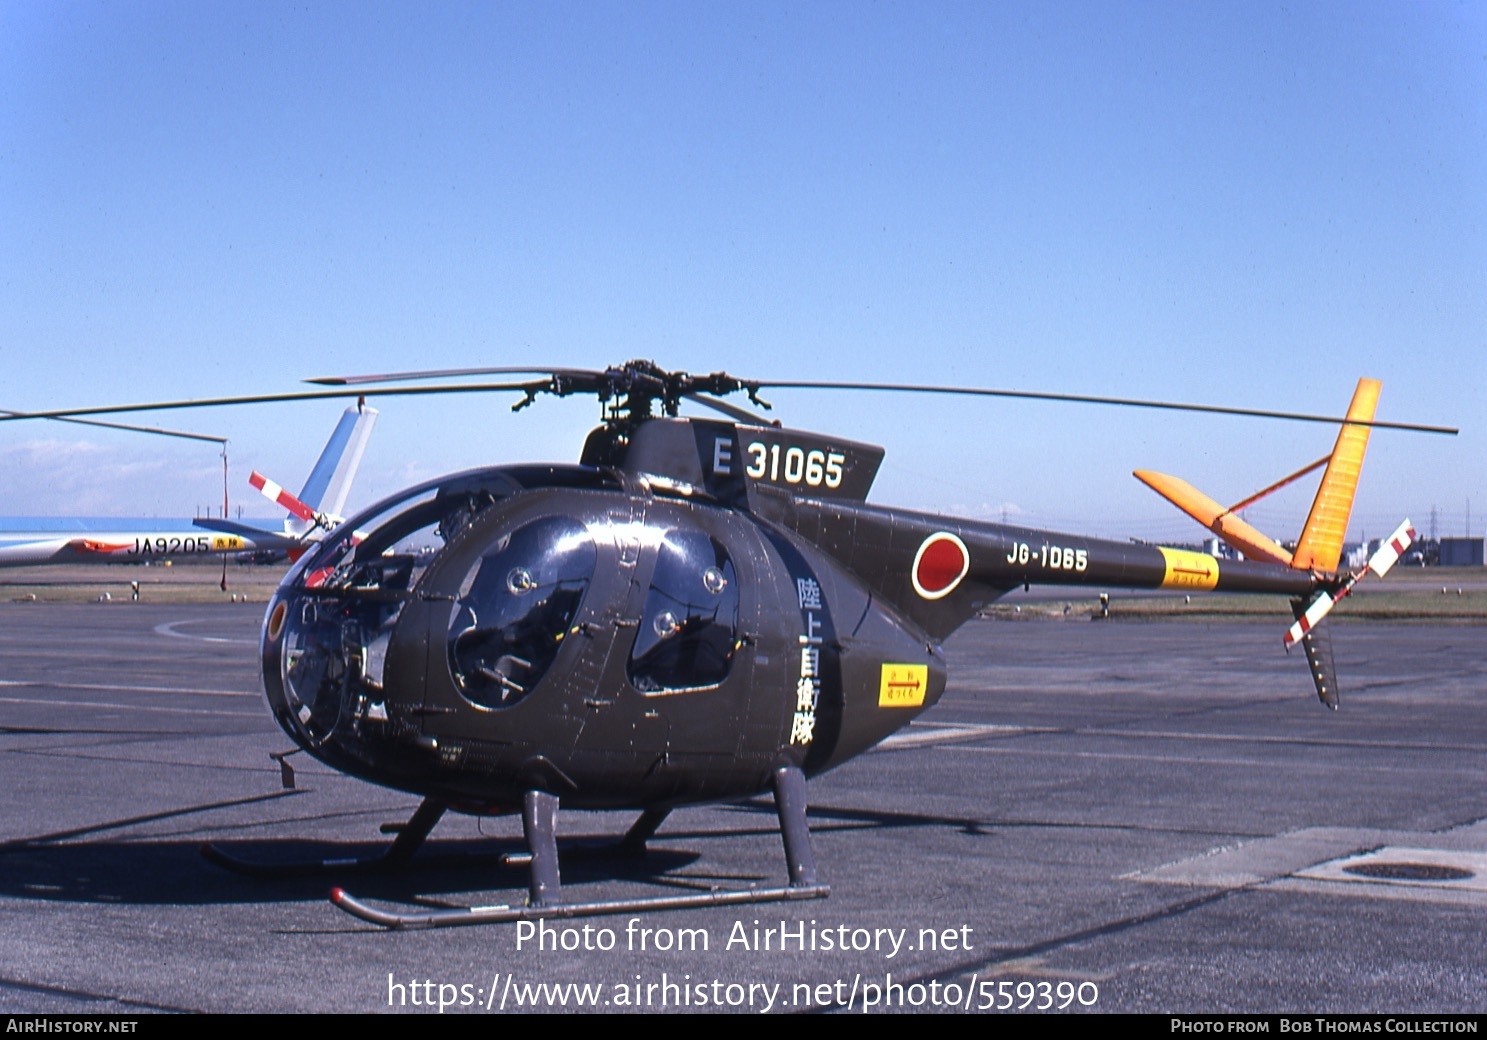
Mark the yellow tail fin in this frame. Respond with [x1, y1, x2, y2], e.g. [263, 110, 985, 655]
[1291, 378, 1380, 573]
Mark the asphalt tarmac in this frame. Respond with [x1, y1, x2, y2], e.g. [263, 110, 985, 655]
[1, 602, 1483, 1014]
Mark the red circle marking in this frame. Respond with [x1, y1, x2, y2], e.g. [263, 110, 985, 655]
[914, 533, 969, 599]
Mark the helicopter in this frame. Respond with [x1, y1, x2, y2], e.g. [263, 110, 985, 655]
[1, 361, 1453, 928]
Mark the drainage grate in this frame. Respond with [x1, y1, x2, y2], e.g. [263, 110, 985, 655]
[1342, 861, 1475, 882]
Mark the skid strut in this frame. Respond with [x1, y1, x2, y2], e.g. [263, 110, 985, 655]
[621, 806, 671, 855]
[332, 768, 830, 928]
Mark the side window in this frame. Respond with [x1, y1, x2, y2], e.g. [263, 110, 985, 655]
[448, 516, 595, 708]
[629, 530, 739, 693]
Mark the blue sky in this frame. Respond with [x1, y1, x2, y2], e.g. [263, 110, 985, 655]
[0, 1, 1481, 544]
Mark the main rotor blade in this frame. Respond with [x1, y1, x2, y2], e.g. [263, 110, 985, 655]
[2, 364, 1457, 437]
[745, 380, 1459, 435]
[0, 409, 227, 444]
[0, 381, 552, 423]
[683, 392, 773, 425]
[305, 366, 604, 386]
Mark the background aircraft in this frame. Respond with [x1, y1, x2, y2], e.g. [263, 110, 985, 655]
[0, 405, 376, 567]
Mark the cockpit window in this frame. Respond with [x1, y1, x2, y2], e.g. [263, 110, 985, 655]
[287, 481, 514, 597]
[629, 531, 738, 693]
[448, 516, 596, 709]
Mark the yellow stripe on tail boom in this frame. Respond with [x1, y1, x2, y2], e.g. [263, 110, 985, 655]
[1291, 378, 1380, 573]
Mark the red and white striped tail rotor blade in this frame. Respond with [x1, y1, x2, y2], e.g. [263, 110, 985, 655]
[1283, 518, 1415, 649]
[250, 471, 318, 523]
[1367, 519, 1417, 578]
[1283, 592, 1335, 650]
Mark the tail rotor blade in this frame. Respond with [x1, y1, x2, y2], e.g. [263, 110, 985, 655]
[1281, 518, 1416, 707]
[1290, 603, 1341, 710]
[250, 471, 319, 524]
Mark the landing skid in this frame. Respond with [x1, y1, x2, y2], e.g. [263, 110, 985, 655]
[330, 766, 830, 929]
[331, 881, 829, 929]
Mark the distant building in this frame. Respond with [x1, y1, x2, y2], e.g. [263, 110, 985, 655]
[1438, 537, 1484, 567]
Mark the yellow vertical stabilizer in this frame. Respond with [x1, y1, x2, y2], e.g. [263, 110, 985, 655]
[1291, 378, 1380, 573]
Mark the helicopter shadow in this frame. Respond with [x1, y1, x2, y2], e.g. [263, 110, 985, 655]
[0, 834, 709, 909]
[723, 798, 998, 838]
[0, 791, 1001, 912]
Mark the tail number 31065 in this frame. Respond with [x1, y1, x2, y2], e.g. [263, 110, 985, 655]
[745, 443, 845, 489]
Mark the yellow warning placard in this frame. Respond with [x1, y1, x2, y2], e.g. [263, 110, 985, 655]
[1158, 547, 1219, 590]
[879, 664, 928, 708]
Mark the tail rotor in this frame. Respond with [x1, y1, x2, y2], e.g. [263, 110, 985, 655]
[1135, 378, 1416, 708]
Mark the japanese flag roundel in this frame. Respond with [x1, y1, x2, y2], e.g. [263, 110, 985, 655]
[912, 532, 970, 600]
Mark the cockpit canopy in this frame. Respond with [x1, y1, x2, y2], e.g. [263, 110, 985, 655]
[269, 464, 742, 742]
[283, 465, 620, 597]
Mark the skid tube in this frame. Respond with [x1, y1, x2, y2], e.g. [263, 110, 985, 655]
[330, 765, 828, 929]
[331, 881, 831, 930]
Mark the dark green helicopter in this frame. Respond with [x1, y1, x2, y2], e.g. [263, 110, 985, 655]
[3, 362, 1448, 928]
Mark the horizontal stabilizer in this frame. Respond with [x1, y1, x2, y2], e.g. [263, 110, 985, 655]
[1133, 470, 1292, 565]
[192, 517, 298, 548]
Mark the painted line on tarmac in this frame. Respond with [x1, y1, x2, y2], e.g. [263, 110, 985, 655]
[1089, 727, 1483, 754]
[0, 679, 255, 697]
[0, 695, 261, 718]
[153, 618, 259, 645]
[949, 742, 1473, 777]
[877, 721, 1031, 749]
